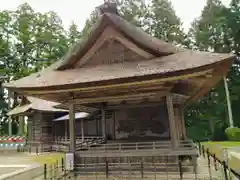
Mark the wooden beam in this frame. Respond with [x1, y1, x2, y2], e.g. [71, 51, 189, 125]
[166, 94, 177, 148]
[69, 104, 76, 153]
[55, 104, 98, 112]
[69, 91, 168, 104]
[72, 84, 170, 99]
[106, 101, 165, 110]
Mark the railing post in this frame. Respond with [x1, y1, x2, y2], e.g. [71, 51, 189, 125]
[62, 157, 64, 172]
[140, 161, 144, 179]
[202, 145, 205, 158]
[36, 145, 39, 155]
[178, 157, 183, 180]
[213, 154, 217, 171]
[223, 161, 228, 180]
[198, 141, 201, 155]
[207, 148, 210, 167]
[28, 145, 31, 153]
[105, 158, 109, 179]
[44, 164, 47, 179]
[119, 143, 121, 151]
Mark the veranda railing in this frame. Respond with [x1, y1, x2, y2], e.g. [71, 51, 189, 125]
[77, 140, 198, 157]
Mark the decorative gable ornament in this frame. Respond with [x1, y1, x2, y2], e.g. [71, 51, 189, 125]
[96, 0, 119, 16]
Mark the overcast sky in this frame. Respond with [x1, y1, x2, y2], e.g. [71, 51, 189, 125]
[0, 0, 231, 32]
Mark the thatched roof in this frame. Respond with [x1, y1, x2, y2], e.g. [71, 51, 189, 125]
[3, 51, 233, 90]
[7, 97, 66, 116]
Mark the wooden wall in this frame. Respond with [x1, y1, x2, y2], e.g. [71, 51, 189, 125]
[53, 119, 101, 137]
[27, 105, 186, 143]
[28, 111, 54, 142]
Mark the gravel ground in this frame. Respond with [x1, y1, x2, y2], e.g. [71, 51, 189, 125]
[0, 167, 23, 176]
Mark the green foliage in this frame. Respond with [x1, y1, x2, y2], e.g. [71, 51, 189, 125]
[186, 0, 240, 140]
[225, 127, 240, 141]
[212, 123, 228, 141]
[82, 0, 186, 44]
[0, 3, 81, 134]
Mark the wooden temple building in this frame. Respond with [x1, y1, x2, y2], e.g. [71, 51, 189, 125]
[7, 96, 106, 152]
[3, 1, 235, 177]
[7, 96, 68, 152]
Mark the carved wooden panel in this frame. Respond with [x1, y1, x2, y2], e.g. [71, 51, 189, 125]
[115, 105, 170, 140]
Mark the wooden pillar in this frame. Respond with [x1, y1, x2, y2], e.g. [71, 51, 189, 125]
[101, 108, 106, 140]
[65, 120, 68, 141]
[113, 111, 116, 140]
[81, 119, 84, 141]
[27, 118, 33, 142]
[166, 95, 177, 148]
[180, 108, 186, 138]
[8, 90, 12, 136]
[8, 118, 12, 136]
[174, 108, 181, 141]
[69, 104, 76, 153]
[18, 115, 25, 136]
[96, 119, 99, 136]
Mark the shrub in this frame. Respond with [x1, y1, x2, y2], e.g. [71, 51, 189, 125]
[225, 127, 240, 141]
[212, 123, 228, 141]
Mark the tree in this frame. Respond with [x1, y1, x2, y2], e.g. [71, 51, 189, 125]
[186, 0, 240, 140]
[68, 22, 82, 46]
[148, 0, 185, 45]
[80, 0, 186, 45]
[0, 3, 74, 134]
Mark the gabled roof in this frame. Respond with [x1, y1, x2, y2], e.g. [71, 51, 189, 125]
[2, 3, 235, 104]
[7, 96, 67, 116]
[53, 13, 182, 70]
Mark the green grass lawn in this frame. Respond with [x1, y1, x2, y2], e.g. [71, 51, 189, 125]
[202, 141, 240, 148]
[32, 153, 64, 166]
[202, 141, 240, 175]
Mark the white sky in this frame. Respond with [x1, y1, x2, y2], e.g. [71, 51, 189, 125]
[0, 0, 231, 32]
